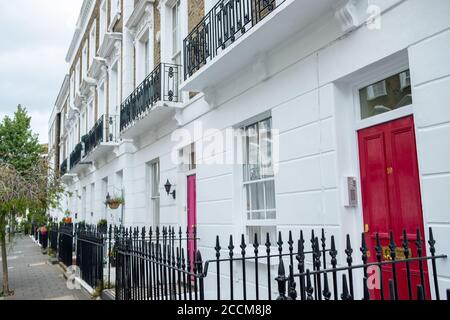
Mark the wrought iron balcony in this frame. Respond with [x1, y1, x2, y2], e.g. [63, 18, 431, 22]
[83, 115, 118, 158]
[60, 159, 68, 176]
[184, 0, 282, 80]
[120, 63, 181, 133]
[69, 143, 82, 170]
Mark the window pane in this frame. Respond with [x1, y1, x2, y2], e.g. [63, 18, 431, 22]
[249, 182, 264, 212]
[264, 180, 276, 211]
[359, 70, 412, 120]
[244, 123, 260, 181]
[259, 118, 273, 178]
[266, 211, 276, 220]
[247, 226, 276, 244]
[151, 162, 160, 197]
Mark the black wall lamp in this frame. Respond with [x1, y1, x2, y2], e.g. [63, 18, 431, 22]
[164, 179, 176, 200]
[105, 193, 111, 206]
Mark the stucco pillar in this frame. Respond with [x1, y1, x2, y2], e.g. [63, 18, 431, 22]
[122, 0, 135, 98]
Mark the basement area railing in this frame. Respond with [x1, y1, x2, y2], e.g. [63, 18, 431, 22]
[113, 226, 447, 301]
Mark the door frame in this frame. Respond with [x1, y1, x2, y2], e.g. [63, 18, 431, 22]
[349, 59, 427, 254]
[344, 59, 430, 295]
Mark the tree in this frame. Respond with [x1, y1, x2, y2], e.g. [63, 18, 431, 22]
[0, 106, 64, 295]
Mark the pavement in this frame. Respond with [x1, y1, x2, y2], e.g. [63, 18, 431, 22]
[0, 235, 91, 300]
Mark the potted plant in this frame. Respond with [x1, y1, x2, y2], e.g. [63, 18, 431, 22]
[105, 193, 124, 210]
[97, 219, 108, 233]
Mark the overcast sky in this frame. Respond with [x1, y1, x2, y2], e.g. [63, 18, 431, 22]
[0, 0, 83, 143]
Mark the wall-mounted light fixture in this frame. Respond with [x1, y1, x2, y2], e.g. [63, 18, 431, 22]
[164, 179, 176, 200]
[105, 193, 111, 206]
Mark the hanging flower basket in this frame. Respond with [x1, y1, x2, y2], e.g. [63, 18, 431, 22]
[106, 196, 124, 210]
[108, 201, 121, 210]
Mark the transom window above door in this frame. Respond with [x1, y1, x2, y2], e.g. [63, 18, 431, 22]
[359, 70, 412, 120]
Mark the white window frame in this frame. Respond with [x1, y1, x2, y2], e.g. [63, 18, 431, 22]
[150, 160, 161, 228]
[100, 0, 107, 45]
[82, 42, 88, 80]
[240, 116, 277, 244]
[171, 0, 181, 60]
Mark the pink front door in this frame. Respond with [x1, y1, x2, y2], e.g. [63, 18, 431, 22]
[358, 116, 430, 299]
[187, 175, 197, 270]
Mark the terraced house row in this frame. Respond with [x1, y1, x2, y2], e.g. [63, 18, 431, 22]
[47, 0, 450, 299]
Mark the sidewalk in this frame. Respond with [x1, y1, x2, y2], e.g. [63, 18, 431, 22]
[0, 235, 90, 300]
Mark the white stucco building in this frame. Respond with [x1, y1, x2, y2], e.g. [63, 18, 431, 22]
[47, 0, 450, 299]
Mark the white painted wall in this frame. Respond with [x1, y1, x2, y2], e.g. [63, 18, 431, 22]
[51, 0, 450, 299]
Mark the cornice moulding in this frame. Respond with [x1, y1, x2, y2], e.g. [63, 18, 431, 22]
[88, 57, 108, 79]
[126, 0, 155, 30]
[55, 75, 70, 110]
[66, 0, 96, 64]
[98, 33, 123, 59]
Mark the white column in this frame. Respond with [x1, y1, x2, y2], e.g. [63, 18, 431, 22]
[122, 0, 135, 98]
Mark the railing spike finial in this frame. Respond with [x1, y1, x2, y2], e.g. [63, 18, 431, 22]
[240, 234, 247, 256]
[329, 236, 337, 266]
[402, 229, 410, 256]
[345, 234, 353, 266]
[253, 233, 259, 254]
[215, 236, 221, 259]
[310, 230, 315, 251]
[360, 233, 367, 257]
[265, 232, 271, 249]
[415, 228, 423, 252]
[288, 231, 294, 249]
[277, 231, 283, 258]
[229, 235, 234, 258]
[428, 227, 436, 255]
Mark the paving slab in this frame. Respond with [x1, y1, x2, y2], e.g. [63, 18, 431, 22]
[0, 235, 91, 300]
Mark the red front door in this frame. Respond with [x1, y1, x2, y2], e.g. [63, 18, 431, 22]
[358, 115, 430, 300]
[187, 175, 197, 271]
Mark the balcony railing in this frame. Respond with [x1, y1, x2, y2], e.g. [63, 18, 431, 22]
[120, 63, 181, 132]
[70, 142, 82, 170]
[60, 159, 68, 176]
[84, 115, 118, 157]
[184, 0, 283, 80]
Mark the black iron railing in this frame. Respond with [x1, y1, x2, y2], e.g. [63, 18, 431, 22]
[69, 143, 82, 170]
[184, 0, 283, 80]
[49, 223, 59, 253]
[76, 225, 105, 289]
[120, 63, 181, 132]
[58, 224, 74, 267]
[113, 226, 447, 301]
[60, 159, 68, 176]
[115, 226, 199, 301]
